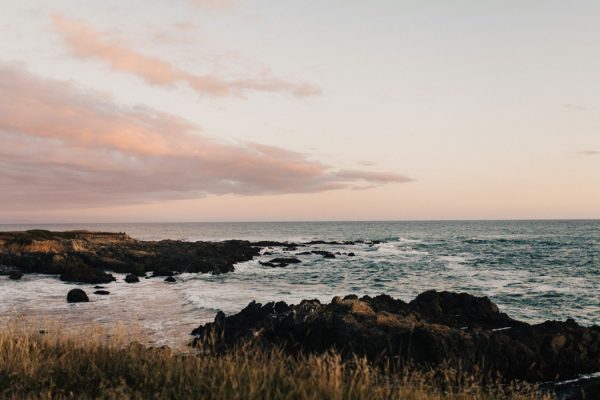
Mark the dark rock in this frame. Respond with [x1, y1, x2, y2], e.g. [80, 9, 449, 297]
[165, 276, 176, 283]
[259, 261, 286, 268]
[192, 290, 600, 383]
[347, 252, 356, 257]
[259, 257, 301, 268]
[60, 263, 116, 284]
[93, 285, 106, 289]
[94, 290, 110, 295]
[67, 288, 89, 303]
[546, 374, 600, 400]
[269, 257, 301, 264]
[8, 271, 23, 280]
[311, 250, 336, 259]
[295, 251, 312, 256]
[125, 274, 140, 283]
[152, 269, 175, 277]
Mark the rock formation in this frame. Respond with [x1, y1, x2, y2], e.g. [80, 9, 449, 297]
[0, 230, 261, 284]
[67, 288, 89, 303]
[192, 290, 600, 383]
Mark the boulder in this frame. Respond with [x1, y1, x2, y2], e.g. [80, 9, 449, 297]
[165, 276, 176, 283]
[8, 271, 23, 280]
[94, 290, 110, 295]
[125, 274, 140, 283]
[59, 262, 116, 284]
[67, 288, 89, 303]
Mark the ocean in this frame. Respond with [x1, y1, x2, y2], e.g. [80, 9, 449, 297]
[1, 220, 599, 347]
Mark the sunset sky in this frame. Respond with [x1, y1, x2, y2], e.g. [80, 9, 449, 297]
[1, 0, 599, 222]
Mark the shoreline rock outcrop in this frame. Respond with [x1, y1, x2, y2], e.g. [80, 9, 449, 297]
[191, 290, 600, 383]
[0, 230, 261, 284]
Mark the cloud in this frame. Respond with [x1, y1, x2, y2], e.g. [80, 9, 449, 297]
[51, 15, 321, 98]
[576, 150, 599, 156]
[0, 63, 411, 210]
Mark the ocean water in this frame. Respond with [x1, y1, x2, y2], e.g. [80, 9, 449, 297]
[1, 220, 599, 347]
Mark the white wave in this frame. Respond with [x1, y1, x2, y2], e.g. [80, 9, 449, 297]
[375, 242, 428, 256]
[397, 237, 423, 244]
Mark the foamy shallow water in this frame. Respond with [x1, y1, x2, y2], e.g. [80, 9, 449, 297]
[1, 220, 599, 347]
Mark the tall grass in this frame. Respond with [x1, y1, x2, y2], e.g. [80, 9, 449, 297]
[0, 320, 552, 399]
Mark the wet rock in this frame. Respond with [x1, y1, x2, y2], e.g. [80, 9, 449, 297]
[60, 263, 116, 284]
[67, 288, 89, 303]
[192, 290, 600, 383]
[8, 271, 23, 280]
[165, 276, 176, 283]
[311, 250, 336, 259]
[152, 269, 175, 277]
[93, 285, 106, 289]
[295, 251, 312, 256]
[125, 274, 140, 283]
[259, 257, 302, 268]
[94, 290, 110, 295]
[347, 252, 356, 257]
[269, 257, 301, 264]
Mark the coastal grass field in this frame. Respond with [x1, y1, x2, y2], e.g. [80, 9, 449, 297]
[0, 321, 551, 400]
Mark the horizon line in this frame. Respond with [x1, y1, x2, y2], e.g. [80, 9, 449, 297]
[1, 218, 599, 226]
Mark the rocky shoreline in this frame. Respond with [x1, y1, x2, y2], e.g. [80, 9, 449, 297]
[192, 291, 600, 390]
[0, 230, 378, 283]
[0, 230, 265, 283]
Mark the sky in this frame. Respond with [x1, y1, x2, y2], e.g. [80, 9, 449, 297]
[0, 0, 599, 223]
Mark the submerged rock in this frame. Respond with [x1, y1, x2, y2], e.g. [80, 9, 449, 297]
[192, 290, 600, 383]
[164, 276, 176, 283]
[67, 288, 89, 303]
[94, 290, 110, 295]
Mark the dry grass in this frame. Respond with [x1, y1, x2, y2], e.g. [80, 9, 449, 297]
[0, 320, 553, 400]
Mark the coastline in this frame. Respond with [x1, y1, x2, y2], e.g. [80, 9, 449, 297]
[1, 227, 600, 398]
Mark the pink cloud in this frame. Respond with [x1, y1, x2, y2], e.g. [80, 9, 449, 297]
[0, 63, 411, 210]
[51, 15, 321, 98]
